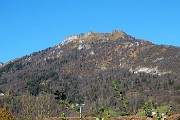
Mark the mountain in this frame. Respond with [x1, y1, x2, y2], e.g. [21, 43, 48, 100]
[0, 30, 180, 115]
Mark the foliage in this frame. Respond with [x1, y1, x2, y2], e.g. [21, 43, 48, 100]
[98, 106, 109, 118]
[0, 107, 16, 120]
[17, 93, 54, 120]
[111, 80, 129, 116]
[155, 105, 173, 117]
[54, 90, 68, 118]
[136, 109, 146, 116]
[70, 103, 79, 113]
[54, 90, 67, 101]
[142, 102, 152, 117]
[26, 79, 43, 96]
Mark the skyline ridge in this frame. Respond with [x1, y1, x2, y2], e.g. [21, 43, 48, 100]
[1, 30, 179, 63]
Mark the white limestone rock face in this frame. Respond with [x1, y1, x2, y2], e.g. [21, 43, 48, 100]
[62, 35, 78, 46]
[130, 66, 172, 75]
[78, 44, 91, 50]
[153, 57, 164, 62]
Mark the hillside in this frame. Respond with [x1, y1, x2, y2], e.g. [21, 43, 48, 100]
[0, 30, 179, 117]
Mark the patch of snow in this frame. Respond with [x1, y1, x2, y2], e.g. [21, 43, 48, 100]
[28, 57, 31, 61]
[79, 40, 84, 44]
[56, 50, 63, 58]
[119, 58, 125, 62]
[68, 35, 78, 40]
[129, 43, 134, 48]
[55, 44, 61, 49]
[77, 44, 91, 50]
[135, 42, 139, 46]
[153, 57, 164, 62]
[118, 58, 125, 67]
[123, 45, 128, 49]
[101, 67, 107, 70]
[135, 67, 157, 74]
[78, 45, 83, 50]
[123, 43, 134, 49]
[90, 51, 95, 55]
[118, 58, 126, 67]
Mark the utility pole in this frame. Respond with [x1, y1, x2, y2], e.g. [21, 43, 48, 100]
[76, 103, 85, 120]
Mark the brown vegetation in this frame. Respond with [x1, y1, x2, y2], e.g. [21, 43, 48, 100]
[0, 107, 16, 120]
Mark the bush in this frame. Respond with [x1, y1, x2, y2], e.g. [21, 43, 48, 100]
[0, 107, 16, 120]
[143, 102, 152, 117]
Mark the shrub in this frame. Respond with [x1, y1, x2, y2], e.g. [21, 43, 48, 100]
[0, 107, 16, 120]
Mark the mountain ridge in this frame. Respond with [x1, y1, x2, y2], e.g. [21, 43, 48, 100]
[0, 30, 179, 115]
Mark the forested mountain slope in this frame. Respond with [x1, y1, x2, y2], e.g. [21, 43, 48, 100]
[0, 30, 180, 115]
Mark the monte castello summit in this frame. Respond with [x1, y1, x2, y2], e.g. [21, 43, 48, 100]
[0, 30, 180, 114]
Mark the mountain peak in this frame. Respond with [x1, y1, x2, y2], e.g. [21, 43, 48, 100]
[111, 30, 127, 36]
[61, 30, 133, 46]
[80, 30, 128, 39]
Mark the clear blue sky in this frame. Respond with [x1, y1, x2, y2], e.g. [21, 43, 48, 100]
[0, 0, 180, 63]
